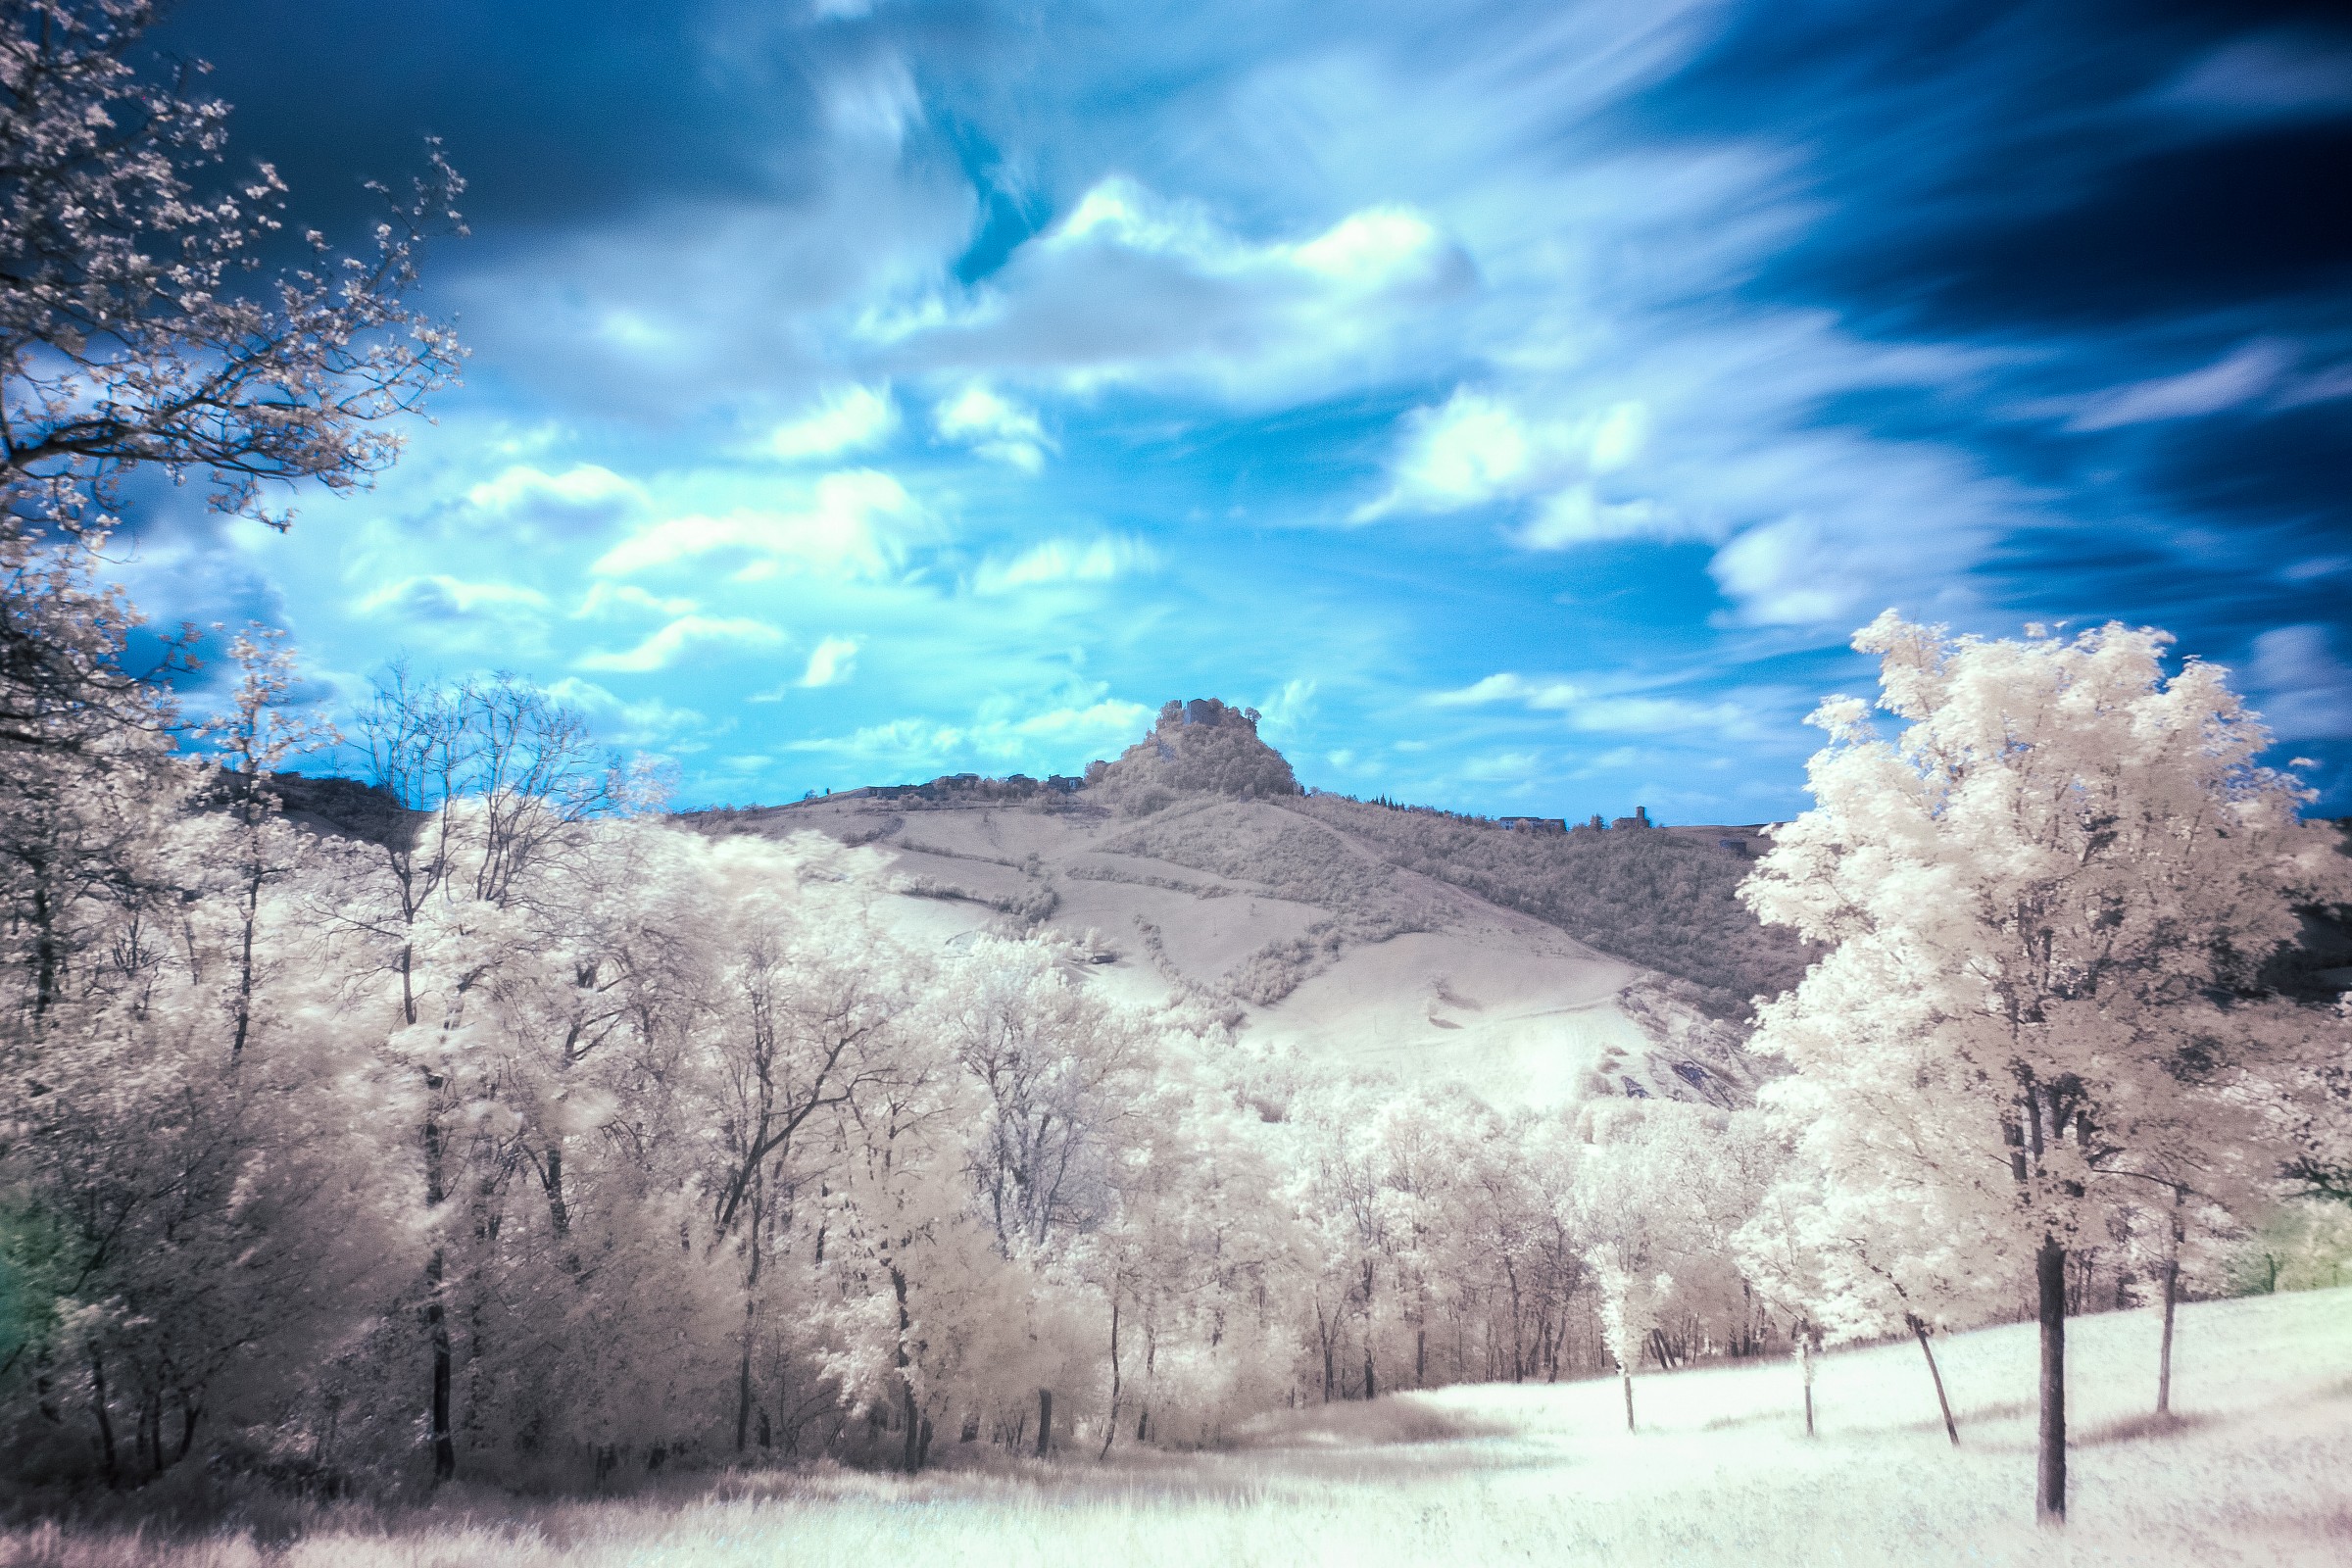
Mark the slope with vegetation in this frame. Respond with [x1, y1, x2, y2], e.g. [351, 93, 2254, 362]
[1290, 794, 1816, 1021]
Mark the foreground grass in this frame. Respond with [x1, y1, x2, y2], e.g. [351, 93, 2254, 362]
[7, 1288, 2348, 1568]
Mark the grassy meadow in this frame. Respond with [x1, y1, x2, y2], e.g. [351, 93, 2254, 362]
[5, 1286, 2347, 1568]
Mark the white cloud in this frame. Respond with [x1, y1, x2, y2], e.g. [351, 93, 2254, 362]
[466, 464, 645, 514]
[576, 614, 787, 673]
[868, 177, 1470, 401]
[799, 635, 861, 688]
[934, 384, 1054, 470]
[2064, 342, 2290, 431]
[1256, 678, 1318, 741]
[1457, 751, 1543, 782]
[1587, 402, 1649, 473]
[571, 582, 699, 619]
[768, 384, 900, 461]
[1357, 390, 1535, 518]
[1356, 390, 1659, 525]
[2246, 624, 2352, 741]
[782, 693, 1152, 774]
[354, 575, 552, 620]
[542, 678, 724, 752]
[1518, 486, 1680, 550]
[591, 470, 919, 578]
[971, 536, 1152, 595]
[1428, 673, 1584, 710]
[1708, 519, 1849, 626]
[1427, 670, 1762, 738]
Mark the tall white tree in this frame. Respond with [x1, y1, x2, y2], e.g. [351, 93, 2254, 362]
[1742, 612, 2352, 1525]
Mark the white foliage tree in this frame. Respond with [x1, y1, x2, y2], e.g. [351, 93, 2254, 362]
[1742, 612, 2352, 1525]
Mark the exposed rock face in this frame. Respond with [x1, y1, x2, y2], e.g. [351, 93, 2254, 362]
[1088, 698, 1300, 813]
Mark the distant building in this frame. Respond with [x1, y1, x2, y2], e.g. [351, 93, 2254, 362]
[1496, 816, 1567, 835]
[1610, 806, 1653, 830]
[1044, 775, 1084, 794]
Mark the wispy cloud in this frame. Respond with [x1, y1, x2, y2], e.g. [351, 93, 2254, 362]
[2247, 624, 2352, 742]
[1428, 670, 1769, 739]
[577, 615, 787, 673]
[354, 575, 552, 621]
[782, 692, 1152, 776]
[970, 536, 1152, 595]
[934, 384, 1053, 470]
[2061, 342, 2292, 430]
[591, 470, 920, 578]
[799, 634, 862, 688]
[768, 384, 900, 461]
[868, 177, 1470, 400]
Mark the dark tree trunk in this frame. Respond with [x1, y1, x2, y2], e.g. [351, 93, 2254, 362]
[422, 1068, 455, 1483]
[1363, 1342, 1376, 1402]
[901, 1379, 921, 1474]
[1620, 1362, 1635, 1434]
[427, 1249, 454, 1482]
[735, 1308, 756, 1454]
[1035, 1389, 1053, 1458]
[2157, 1194, 2182, 1417]
[1909, 1314, 1958, 1447]
[88, 1349, 118, 1486]
[2036, 1240, 2068, 1526]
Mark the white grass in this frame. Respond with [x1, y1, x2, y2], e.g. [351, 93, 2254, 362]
[10, 1288, 2348, 1567]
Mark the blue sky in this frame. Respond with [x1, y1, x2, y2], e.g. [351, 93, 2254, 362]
[114, 0, 2352, 820]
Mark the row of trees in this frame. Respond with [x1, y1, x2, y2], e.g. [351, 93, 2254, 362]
[1, 603, 2345, 1509]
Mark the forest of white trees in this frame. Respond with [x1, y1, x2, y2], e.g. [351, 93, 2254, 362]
[3, 0, 2350, 1532]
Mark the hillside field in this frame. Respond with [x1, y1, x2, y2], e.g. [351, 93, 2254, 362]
[13, 1287, 2345, 1567]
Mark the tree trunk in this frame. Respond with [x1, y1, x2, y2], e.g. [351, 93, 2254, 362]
[1900, 1316, 1956, 1447]
[1363, 1341, 1376, 1402]
[1799, 1326, 1816, 1438]
[2036, 1239, 2068, 1526]
[1101, 1291, 1121, 1461]
[1035, 1389, 1053, 1458]
[735, 1305, 756, 1455]
[422, 1069, 455, 1484]
[901, 1378, 921, 1474]
[88, 1349, 118, 1487]
[1620, 1361, 1636, 1434]
[2157, 1193, 2181, 1417]
[1908, 1314, 1958, 1446]
[427, 1249, 454, 1482]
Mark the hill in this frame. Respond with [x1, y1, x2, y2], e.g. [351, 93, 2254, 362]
[689, 701, 1814, 1108]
